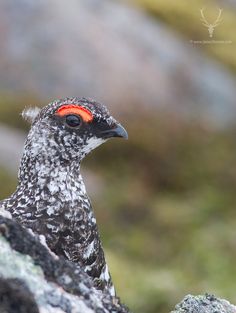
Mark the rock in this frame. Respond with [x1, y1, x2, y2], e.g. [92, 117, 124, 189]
[171, 294, 236, 313]
[0, 277, 40, 313]
[0, 216, 129, 313]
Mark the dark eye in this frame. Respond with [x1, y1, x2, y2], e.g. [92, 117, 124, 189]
[65, 114, 81, 128]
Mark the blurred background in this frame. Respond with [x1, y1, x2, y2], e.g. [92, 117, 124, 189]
[1, 0, 236, 312]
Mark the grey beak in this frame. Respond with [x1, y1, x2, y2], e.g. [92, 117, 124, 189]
[100, 123, 128, 140]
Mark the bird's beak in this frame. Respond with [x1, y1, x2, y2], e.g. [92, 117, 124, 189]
[100, 123, 128, 140]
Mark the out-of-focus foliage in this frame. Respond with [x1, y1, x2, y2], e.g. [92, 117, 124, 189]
[0, 168, 16, 198]
[127, 0, 236, 73]
[0, 94, 42, 130]
[1, 100, 236, 313]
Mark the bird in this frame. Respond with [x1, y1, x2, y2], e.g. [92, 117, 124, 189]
[0, 97, 128, 296]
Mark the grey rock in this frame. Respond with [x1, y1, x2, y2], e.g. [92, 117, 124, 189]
[0, 277, 40, 313]
[171, 294, 236, 313]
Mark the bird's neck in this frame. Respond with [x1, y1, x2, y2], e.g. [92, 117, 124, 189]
[18, 154, 85, 204]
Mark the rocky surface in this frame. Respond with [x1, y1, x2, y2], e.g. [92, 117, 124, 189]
[0, 277, 40, 313]
[171, 294, 236, 313]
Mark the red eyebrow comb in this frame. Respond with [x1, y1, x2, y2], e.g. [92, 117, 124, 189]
[56, 105, 93, 122]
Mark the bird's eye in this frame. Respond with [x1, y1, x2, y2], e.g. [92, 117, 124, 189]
[65, 114, 81, 128]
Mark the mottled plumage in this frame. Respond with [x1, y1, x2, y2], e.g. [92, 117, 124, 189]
[0, 97, 128, 296]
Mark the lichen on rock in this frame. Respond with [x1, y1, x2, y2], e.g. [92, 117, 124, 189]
[171, 294, 236, 313]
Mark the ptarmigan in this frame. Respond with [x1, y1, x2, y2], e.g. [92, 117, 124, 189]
[0, 97, 128, 296]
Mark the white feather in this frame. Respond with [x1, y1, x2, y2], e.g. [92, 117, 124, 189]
[22, 107, 41, 123]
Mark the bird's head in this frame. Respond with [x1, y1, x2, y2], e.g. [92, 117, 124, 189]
[22, 97, 128, 165]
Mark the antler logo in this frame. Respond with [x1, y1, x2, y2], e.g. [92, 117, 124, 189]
[200, 8, 223, 38]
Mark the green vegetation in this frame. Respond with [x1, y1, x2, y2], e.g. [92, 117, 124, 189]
[0, 93, 42, 130]
[0, 168, 16, 199]
[127, 0, 236, 73]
